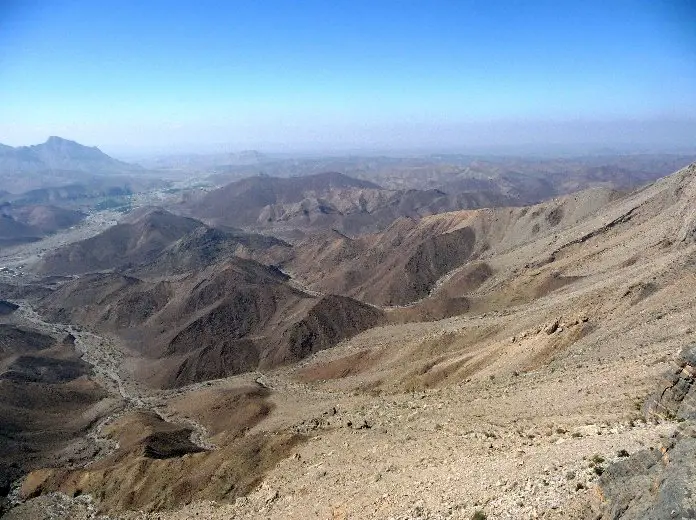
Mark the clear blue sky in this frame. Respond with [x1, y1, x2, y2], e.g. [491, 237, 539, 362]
[1, 0, 695, 154]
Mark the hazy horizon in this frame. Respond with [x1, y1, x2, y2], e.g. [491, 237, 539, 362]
[1, 1, 695, 156]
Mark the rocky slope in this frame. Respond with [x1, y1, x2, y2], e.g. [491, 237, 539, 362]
[0, 215, 43, 248]
[596, 344, 696, 519]
[132, 225, 289, 277]
[37, 258, 385, 388]
[9, 386, 303, 516]
[185, 171, 512, 236]
[35, 209, 286, 277]
[35, 209, 204, 275]
[3, 163, 696, 519]
[0, 323, 111, 510]
[0, 205, 86, 249]
[2, 205, 86, 235]
[280, 186, 618, 307]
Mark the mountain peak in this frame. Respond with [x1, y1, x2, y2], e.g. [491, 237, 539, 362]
[0, 137, 140, 175]
[43, 136, 97, 151]
[46, 136, 71, 144]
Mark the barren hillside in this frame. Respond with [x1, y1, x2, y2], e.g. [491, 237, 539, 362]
[0, 323, 111, 505]
[38, 258, 385, 388]
[280, 186, 618, 307]
[2, 164, 696, 519]
[185, 171, 512, 236]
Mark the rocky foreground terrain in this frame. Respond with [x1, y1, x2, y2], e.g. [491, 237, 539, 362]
[1, 164, 696, 519]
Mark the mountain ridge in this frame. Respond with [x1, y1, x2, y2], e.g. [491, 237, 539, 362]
[186, 171, 512, 235]
[3, 162, 696, 519]
[0, 137, 140, 175]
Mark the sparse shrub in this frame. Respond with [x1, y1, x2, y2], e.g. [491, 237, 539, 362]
[471, 511, 487, 520]
[571, 432, 582, 438]
[593, 465, 604, 476]
[575, 482, 585, 491]
[617, 449, 630, 458]
[591, 454, 605, 465]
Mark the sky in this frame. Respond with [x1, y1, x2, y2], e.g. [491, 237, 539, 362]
[0, 0, 695, 155]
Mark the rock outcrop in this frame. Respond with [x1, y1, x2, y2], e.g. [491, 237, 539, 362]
[596, 344, 696, 519]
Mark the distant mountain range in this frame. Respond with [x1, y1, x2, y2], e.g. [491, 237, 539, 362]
[0, 136, 139, 175]
[184, 171, 511, 236]
[136, 149, 269, 171]
[0, 137, 165, 196]
[210, 153, 696, 206]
